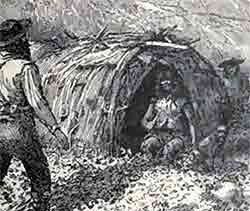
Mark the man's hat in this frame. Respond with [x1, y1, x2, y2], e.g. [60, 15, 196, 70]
[218, 57, 245, 68]
[0, 18, 32, 47]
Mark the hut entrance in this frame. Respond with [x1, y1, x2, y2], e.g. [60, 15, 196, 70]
[120, 69, 157, 153]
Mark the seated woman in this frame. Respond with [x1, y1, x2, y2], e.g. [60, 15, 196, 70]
[141, 65, 196, 161]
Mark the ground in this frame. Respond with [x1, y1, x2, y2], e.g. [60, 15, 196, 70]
[1, 146, 250, 211]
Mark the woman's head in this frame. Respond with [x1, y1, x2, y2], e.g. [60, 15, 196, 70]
[155, 63, 182, 97]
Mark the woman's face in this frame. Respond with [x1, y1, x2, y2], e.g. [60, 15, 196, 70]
[158, 70, 178, 93]
[160, 79, 171, 91]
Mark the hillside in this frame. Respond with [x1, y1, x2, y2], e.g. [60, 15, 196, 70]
[1, 0, 250, 69]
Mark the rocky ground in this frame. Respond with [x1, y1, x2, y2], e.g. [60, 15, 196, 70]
[1, 146, 250, 211]
[1, 99, 249, 211]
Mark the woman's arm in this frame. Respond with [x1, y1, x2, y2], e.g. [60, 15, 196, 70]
[183, 106, 197, 149]
[141, 98, 158, 131]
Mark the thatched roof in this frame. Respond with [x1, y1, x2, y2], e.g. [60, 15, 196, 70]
[33, 28, 229, 155]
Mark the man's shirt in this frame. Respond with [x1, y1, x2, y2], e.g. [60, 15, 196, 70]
[0, 52, 57, 128]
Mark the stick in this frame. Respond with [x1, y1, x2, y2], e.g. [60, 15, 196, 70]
[63, 29, 79, 40]
[95, 25, 108, 41]
[144, 41, 189, 49]
[162, 25, 178, 36]
[187, 38, 201, 46]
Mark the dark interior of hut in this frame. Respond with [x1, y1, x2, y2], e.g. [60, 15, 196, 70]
[120, 68, 158, 154]
[119, 62, 179, 154]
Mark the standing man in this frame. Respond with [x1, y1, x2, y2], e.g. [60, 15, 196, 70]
[0, 18, 69, 210]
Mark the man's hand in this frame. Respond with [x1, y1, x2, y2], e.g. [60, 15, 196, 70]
[53, 128, 70, 151]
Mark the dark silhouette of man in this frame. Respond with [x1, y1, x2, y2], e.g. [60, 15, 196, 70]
[0, 18, 69, 210]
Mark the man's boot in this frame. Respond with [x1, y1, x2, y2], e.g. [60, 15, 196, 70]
[0, 154, 12, 186]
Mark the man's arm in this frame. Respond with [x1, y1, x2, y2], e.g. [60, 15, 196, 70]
[21, 64, 69, 150]
[21, 64, 59, 132]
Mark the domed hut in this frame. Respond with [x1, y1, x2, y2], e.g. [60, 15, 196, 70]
[32, 27, 230, 156]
